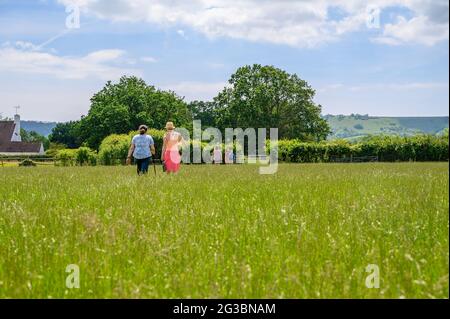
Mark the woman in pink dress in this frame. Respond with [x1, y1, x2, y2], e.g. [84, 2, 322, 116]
[161, 122, 182, 174]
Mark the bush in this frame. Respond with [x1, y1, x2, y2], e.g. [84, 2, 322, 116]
[55, 149, 77, 166]
[98, 134, 131, 165]
[55, 148, 97, 166]
[45, 142, 67, 157]
[19, 159, 36, 167]
[75, 147, 97, 166]
[269, 134, 448, 163]
[96, 131, 449, 165]
[98, 130, 166, 165]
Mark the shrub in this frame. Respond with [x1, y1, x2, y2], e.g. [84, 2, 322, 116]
[55, 149, 77, 166]
[269, 134, 448, 163]
[19, 159, 36, 167]
[45, 142, 67, 157]
[75, 147, 97, 166]
[98, 134, 131, 165]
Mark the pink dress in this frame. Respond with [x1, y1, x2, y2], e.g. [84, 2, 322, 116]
[163, 131, 181, 172]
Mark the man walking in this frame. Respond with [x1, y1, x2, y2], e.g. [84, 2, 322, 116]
[126, 125, 156, 175]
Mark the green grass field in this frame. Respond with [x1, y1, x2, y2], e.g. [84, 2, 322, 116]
[0, 163, 448, 298]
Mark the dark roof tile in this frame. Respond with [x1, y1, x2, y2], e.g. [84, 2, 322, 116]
[0, 141, 42, 153]
[0, 121, 15, 143]
[0, 121, 42, 153]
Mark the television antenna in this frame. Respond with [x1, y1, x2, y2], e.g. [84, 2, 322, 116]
[14, 105, 20, 115]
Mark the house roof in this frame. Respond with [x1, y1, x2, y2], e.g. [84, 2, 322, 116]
[0, 142, 42, 153]
[0, 120, 42, 153]
[0, 121, 15, 144]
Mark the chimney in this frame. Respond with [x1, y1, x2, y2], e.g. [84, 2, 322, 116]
[11, 114, 22, 142]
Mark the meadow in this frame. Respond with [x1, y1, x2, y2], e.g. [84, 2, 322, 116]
[0, 163, 448, 298]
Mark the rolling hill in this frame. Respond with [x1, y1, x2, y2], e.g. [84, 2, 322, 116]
[21, 121, 57, 137]
[324, 114, 449, 140]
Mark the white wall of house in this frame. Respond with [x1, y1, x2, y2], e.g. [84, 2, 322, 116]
[0, 152, 43, 156]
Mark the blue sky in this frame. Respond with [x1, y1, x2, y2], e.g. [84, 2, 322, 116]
[0, 0, 448, 121]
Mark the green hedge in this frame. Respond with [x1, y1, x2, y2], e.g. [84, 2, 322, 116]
[56, 147, 97, 166]
[97, 130, 166, 165]
[354, 135, 449, 161]
[272, 135, 449, 163]
[96, 131, 448, 165]
[97, 130, 247, 165]
[97, 134, 130, 165]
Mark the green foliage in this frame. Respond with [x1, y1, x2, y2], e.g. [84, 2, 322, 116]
[55, 148, 97, 166]
[20, 128, 50, 150]
[188, 101, 218, 127]
[18, 159, 36, 167]
[356, 134, 449, 161]
[97, 130, 166, 165]
[271, 134, 449, 163]
[45, 142, 67, 157]
[49, 121, 82, 148]
[55, 149, 77, 166]
[75, 147, 97, 166]
[97, 129, 246, 164]
[213, 64, 330, 141]
[79, 76, 190, 149]
[98, 134, 131, 166]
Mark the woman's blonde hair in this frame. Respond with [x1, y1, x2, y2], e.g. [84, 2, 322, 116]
[165, 121, 175, 130]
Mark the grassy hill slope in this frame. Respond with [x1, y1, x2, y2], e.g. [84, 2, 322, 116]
[325, 115, 449, 140]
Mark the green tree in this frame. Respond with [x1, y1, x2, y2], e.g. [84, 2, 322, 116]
[48, 121, 82, 149]
[80, 76, 190, 149]
[187, 100, 218, 127]
[20, 128, 50, 150]
[214, 64, 330, 140]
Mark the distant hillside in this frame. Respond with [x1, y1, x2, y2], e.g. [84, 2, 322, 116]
[17, 116, 450, 140]
[22, 121, 57, 137]
[325, 114, 449, 140]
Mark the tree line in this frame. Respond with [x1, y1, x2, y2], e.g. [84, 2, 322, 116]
[49, 64, 330, 150]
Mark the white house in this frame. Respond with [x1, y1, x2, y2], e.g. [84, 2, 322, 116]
[0, 114, 45, 156]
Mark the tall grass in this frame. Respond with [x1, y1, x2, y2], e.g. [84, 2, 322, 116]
[0, 163, 448, 298]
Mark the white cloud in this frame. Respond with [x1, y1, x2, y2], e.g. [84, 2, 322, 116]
[176, 29, 187, 38]
[140, 56, 158, 63]
[57, 0, 449, 47]
[372, 15, 449, 46]
[0, 44, 141, 80]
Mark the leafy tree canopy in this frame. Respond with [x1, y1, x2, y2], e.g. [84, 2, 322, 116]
[48, 121, 82, 149]
[79, 76, 190, 149]
[21, 128, 50, 150]
[212, 64, 330, 141]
